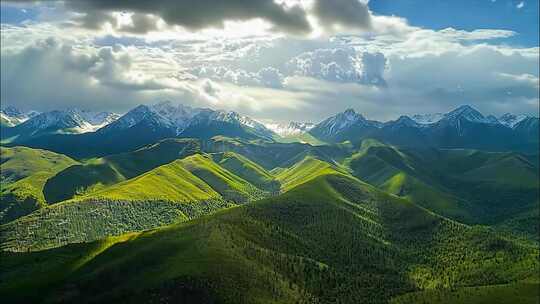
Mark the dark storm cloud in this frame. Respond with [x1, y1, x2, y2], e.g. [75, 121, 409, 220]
[5, 0, 373, 35]
[67, 0, 312, 35]
[313, 0, 371, 30]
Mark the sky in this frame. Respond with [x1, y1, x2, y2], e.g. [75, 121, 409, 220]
[0, 0, 538, 123]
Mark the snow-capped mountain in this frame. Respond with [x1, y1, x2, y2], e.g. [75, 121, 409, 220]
[151, 101, 200, 132]
[266, 122, 315, 137]
[440, 105, 490, 124]
[182, 108, 274, 139]
[485, 115, 500, 125]
[303, 105, 534, 151]
[383, 115, 420, 130]
[1, 112, 22, 127]
[411, 113, 444, 124]
[11, 109, 92, 136]
[77, 110, 120, 127]
[0, 106, 39, 127]
[310, 108, 380, 139]
[1, 108, 120, 142]
[412, 107, 501, 126]
[498, 113, 529, 128]
[99, 101, 274, 140]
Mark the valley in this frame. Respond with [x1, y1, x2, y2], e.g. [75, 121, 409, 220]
[0, 104, 538, 303]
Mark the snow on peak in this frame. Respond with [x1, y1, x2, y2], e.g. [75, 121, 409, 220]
[1, 106, 40, 126]
[1, 106, 24, 118]
[266, 122, 315, 137]
[444, 105, 486, 123]
[78, 110, 120, 126]
[411, 113, 444, 124]
[413, 106, 497, 125]
[19, 110, 89, 134]
[485, 115, 500, 125]
[314, 108, 371, 136]
[498, 113, 529, 128]
[101, 105, 158, 132]
[101, 102, 270, 137]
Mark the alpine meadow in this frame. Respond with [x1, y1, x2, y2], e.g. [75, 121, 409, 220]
[0, 1, 539, 304]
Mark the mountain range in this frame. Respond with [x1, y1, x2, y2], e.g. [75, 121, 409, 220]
[0, 99, 539, 303]
[1, 103, 538, 159]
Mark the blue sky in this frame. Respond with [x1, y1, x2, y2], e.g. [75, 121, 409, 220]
[370, 0, 539, 46]
[0, 0, 538, 122]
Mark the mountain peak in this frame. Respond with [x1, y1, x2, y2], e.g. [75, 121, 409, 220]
[444, 105, 486, 123]
[498, 113, 529, 128]
[343, 108, 356, 115]
[339, 108, 365, 121]
[1, 106, 24, 117]
[396, 115, 416, 124]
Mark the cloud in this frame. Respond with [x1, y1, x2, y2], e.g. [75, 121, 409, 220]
[517, 1, 525, 9]
[286, 48, 387, 86]
[1, 38, 202, 111]
[191, 66, 284, 88]
[1, 6, 538, 122]
[312, 0, 371, 32]
[0, 37, 292, 116]
[7, 0, 372, 36]
[70, 0, 314, 34]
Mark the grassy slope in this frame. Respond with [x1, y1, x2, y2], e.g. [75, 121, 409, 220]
[211, 151, 280, 192]
[205, 136, 351, 171]
[87, 159, 220, 202]
[346, 139, 539, 239]
[0, 153, 272, 252]
[421, 149, 539, 238]
[42, 138, 201, 203]
[179, 154, 267, 202]
[0, 146, 78, 223]
[2, 173, 537, 304]
[276, 156, 343, 191]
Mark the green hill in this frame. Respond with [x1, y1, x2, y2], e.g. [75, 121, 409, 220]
[345, 139, 540, 240]
[211, 152, 280, 192]
[205, 136, 351, 170]
[0, 152, 273, 252]
[380, 172, 472, 223]
[179, 154, 267, 202]
[1, 173, 537, 304]
[0, 146, 78, 223]
[42, 138, 201, 203]
[86, 159, 220, 202]
[276, 156, 344, 191]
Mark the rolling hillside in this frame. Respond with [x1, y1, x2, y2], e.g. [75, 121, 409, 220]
[0, 146, 78, 223]
[43, 138, 201, 203]
[345, 140, 540, 240]
[1, 173, 537, 303]
[86, 159, 221, 202]
[0, 152, 275, 252]
[276, 155, 344, 191]
[211, 152, 280, 192]
[178, 154, 268, 202]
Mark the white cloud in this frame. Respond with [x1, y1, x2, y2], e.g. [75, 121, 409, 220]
[190, 66, 284, 88]
[517, 1, 525, 9]
[0, 5, 538, 122]
[285, 47, 387, 86]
